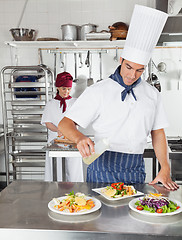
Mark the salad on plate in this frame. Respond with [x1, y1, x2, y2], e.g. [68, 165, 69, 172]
[101, 182, 137, 198]
[92, 182, 144, 201]
[134, 193, 180, 214]
[51, 191, 95, 213]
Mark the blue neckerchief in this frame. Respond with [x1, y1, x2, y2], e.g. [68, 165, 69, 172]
[109, 65, 141, 101]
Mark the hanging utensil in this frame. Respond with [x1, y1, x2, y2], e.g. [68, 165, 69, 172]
[73, 53, 79, 83]
[60, 52, 64, 69]
[64, 53, 67, 72]
[146, 59, 153, 84]
[79, 53, 83, 68]
[87, 52, 94, 86]
[113, 47, 118, 62]
[85, 51, 90, 67]
[97, 52, 103, 82]
[53, 53, 57, 80]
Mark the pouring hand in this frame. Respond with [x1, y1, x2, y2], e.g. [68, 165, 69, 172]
[149, 169, 179, 191]
[76, 136, 95, 158]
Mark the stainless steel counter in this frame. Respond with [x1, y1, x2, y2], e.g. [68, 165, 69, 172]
[0, 181, 182, 240]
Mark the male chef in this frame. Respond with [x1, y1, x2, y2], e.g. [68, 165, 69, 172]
[58, 5, 179, 190]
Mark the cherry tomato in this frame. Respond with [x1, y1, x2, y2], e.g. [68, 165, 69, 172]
[136, 206, 144, 211]
[157, 208, 163, 213]
[176, 206, 180, 209]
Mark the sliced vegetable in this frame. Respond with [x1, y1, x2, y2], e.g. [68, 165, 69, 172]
[111, 182, 124, 190]
[136, 206, 144, 211]
[157, 208, 163, 213]
[135, 194, 180, 214]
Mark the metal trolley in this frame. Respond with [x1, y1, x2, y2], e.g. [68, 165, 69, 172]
[0, 65, 54, 185]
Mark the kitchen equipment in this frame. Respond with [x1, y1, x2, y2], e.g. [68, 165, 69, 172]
[147, 73, 161, 92]
[53, 53, 57, 80]
[60, 53, 64, 69]
[85, 51, 90, 67]
[83, 138, 109, 165]
[108, 22, 128, 41]
[113, 47, 118, 62]
[86, 30, 110, 40]
[37, 37, 59, 41]
[79, 53, 83, 68]
[168, 138, 182, 181]
[61, 24, 78, 41]
[97, 52, 103, 82]
[14, 75, 38, 98]
[0, 65, 54, 184]
[80, 23, 98, 40]
[73, 53, 79, 83]
[10, 28, 36, 41]
[87, 52, 94, 86]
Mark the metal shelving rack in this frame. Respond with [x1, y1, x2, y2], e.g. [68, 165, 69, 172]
[0, 65, 54, 185]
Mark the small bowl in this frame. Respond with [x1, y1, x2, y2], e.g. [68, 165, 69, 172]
[10, 28, 36, 41]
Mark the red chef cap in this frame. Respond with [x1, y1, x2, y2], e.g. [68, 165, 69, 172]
[55, 72, 73, 87]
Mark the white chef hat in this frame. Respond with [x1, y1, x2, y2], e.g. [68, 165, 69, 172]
[121, 5, 168, 65]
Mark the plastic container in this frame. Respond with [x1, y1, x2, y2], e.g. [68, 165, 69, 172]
[83, 138, 109, 165]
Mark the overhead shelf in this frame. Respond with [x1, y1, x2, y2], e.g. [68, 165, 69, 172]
[5, 40, 126, 49]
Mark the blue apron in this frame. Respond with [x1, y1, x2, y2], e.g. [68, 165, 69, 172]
[86, 151, 146, 184]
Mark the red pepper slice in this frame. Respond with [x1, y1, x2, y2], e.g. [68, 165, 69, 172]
[111, 182, 124, 190]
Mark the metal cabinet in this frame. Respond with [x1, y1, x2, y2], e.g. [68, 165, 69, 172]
[0, 65, 54, 184]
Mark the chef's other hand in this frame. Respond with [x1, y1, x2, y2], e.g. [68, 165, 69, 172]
[57, 129, 63, 137]
[76, 136, 95, 158]
[149, 169, 179, 191]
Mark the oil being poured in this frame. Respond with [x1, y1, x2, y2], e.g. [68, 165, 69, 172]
[83, 138, 109, 165]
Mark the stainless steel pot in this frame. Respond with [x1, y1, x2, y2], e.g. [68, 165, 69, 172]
[61, 24, 78, 41]
[80, 23, 98, 40]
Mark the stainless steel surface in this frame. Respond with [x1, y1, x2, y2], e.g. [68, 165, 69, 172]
[156, 0, 182, 43]
[113, 46, 118, 62]
[0, 181, 181, 240]
[87, 52, 94, 86]
[73, 53, 79, 83]
[45, 141, 81, 181]
[0, 65, 54, 183]
[10, 28, 36, 41]
[61, 24, 78, 41]
[80, 23, 97, 40]
[168, 139, 182, 181]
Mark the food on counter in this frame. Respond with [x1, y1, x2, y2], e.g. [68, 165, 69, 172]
[135, 193, 180, 213]
[101, 182, 137, 198]
[53, 191, 95, 213]
[54, 136, 74, 144]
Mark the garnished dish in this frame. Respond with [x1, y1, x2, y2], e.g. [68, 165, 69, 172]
[129, 193, 182, 216]
[92, 182, 144, 201]
[48, 191, 102, 216]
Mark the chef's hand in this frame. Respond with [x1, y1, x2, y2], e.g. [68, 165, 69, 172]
[76, 136, 95, 158]
[149, 169, 179, 191]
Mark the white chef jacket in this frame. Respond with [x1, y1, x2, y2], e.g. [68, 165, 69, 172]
[41, 98, 84, 182]
[65, 78, 169, 154]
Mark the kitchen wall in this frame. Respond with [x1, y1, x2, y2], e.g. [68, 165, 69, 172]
[0, 0, 155, 123]
[0, 0, 182, 182]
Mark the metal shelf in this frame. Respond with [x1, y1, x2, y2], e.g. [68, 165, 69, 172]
[5, 40, 126, 49]
[0, 65, 54, 183]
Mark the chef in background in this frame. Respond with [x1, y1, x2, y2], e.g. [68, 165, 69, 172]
[41, 72, 84, 182]
[58, 5, 178, 190]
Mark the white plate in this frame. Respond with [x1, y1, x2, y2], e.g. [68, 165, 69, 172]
[48, 196, 102, 216]
[92, 187, 144, 201]
[129, 197, 182, 216]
